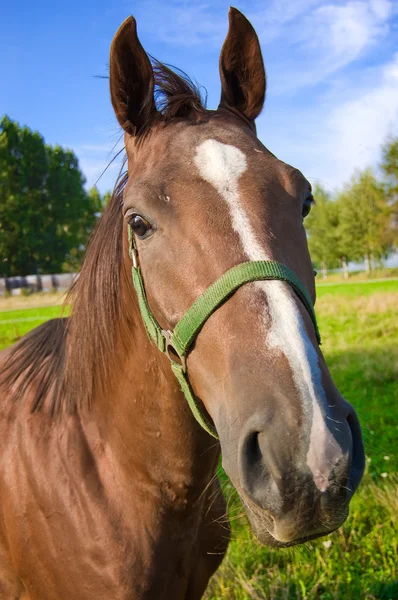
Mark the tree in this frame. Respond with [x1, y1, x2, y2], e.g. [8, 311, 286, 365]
[0, 116, 102, 276]
[102, 191, 112, 206]
[337, 169, 391, 273]
[380, 136, 398, 247]
[304, 185, 340, 277]
[44, 149, 102, 272]
[0, 116, 49, 276]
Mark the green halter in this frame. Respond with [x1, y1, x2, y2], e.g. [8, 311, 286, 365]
[128, 227, 320, 439]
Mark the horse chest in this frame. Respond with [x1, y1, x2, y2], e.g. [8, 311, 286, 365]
[0, 409, 226, 599]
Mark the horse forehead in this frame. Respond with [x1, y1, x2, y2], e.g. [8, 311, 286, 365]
[126, 121, 291, 196]
[128, 118, 253, 161]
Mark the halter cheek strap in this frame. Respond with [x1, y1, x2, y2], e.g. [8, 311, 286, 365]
[128, 226, 321, 439]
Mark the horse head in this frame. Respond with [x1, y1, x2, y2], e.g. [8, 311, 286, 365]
[109, 8, 365, 547]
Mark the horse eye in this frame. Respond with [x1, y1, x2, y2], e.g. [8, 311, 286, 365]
[130, 215, 152, 238]
[302, 193, 314, 219]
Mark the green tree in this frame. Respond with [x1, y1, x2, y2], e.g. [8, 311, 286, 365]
[0, 116, 101, 276]
[44, 149, 101, 272]
[304, 185, 340, 277]
[102, 191, 112, 207]
[337, 169, 391, 273]
[380, 136, 398, 246]
[0, 116, 48, 276]
[61, 185, 103, 272]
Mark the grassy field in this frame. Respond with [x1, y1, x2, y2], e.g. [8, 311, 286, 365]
[313, 266, 398, 283]
[0, 305, 68, 350]
[0, 281, 397, 598]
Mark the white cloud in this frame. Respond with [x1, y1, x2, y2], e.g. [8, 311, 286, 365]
[369, 0, 392, 20]
[323, 52, 398, 185]
[246, 0, 324, 43]
[257, 52, 398, 192]
[309, 0, 391, 63]
[131, 0, 226, 46]
[269, 0, 393, 92]
[130, 0, 326, 47]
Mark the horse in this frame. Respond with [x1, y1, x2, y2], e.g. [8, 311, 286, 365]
[0, 8, 365, 600]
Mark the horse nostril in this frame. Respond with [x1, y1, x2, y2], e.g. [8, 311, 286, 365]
[239, 429, 285, 511]
[242, 431, 264, 480]
[246, 431, 262, 463]
[239, 430, 271, 494]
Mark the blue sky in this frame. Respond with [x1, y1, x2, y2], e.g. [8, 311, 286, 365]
[1, 0, 398, 195]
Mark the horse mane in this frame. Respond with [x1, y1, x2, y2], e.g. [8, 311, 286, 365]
[152, 59, 207, 120]
[1, 61, 207, 415]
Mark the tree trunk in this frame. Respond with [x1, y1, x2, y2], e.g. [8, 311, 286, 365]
[365, 254, 371, 274]
[342, 258, 349, 280]
[321, 261, 327, 279]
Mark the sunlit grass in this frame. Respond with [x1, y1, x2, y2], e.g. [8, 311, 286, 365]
[0, 305, 67, 349]
[0, 290, 65, 311]
[314, 266, 398, 284]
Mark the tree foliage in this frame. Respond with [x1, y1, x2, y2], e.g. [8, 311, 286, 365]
[0, 116, 103, 276]
[337, 169, 391, 271]
[380, 137, 398, 245]
[305, 156, 394, 275]
[304, 185, 340, 276]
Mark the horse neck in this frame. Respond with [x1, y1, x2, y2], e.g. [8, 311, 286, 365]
[90, 261, 220, 508]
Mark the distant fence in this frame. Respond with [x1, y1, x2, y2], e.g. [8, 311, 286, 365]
[0, 274, 77, 296]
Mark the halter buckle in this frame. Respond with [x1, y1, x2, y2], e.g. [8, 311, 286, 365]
[161, 330, 187, 372]
[131, 248, 139, 269]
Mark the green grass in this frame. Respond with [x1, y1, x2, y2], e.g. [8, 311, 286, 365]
[0, 305, 66, 349]
[316, 278, 398, 298]
[315, 281, 397, 476]
[314, 266, 398, 284]
[1, 281, 397, 598]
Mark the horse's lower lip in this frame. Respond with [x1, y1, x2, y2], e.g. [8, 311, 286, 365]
[254, 522, 344, 548]
[242, 496, 348, 548]
[236, 476, 351, 548]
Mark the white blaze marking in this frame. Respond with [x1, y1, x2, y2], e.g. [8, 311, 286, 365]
[194, 139, 342, 491]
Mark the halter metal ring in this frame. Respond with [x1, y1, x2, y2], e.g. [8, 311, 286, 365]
[161, 330, 187, 372]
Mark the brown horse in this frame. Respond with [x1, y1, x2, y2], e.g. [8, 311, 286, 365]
[0, 8, 364, 600]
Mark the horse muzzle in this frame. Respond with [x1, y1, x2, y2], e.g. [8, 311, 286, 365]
[222, 399, 365, 547]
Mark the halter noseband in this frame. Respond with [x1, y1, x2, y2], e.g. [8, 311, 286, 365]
[128, 226, 320, 439]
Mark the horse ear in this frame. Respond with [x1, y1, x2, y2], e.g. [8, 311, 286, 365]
[218, 8, 266, 122]
[109, 16, 157, 135]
